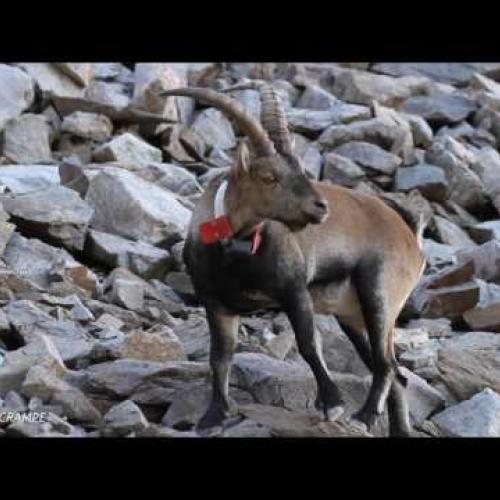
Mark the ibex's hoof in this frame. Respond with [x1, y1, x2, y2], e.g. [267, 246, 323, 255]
[315, 396, 345, 422]
[351, 407, 378, 430]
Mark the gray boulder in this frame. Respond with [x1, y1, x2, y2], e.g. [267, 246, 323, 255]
[87, 229, 172, 279]
[1, 185, 94, 251]
[394, 164, 448, 202]
[402, 93, 477, 124]
[431, 388, 500, 437]
[85, 168, 191, 246]
[101, 399, 149, 437]
[0, 64, 35, 131]
[333, 141, 402, 175]
[0, 166, 60, 194]
[61, 111, 113, 142]
[2, 114, 53, 164]
[93, 132, 162, 168]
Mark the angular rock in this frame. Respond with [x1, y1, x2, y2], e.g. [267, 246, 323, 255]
[61, 111, 113, 142]
[85, 168, 191, 246]
[2, 114, 53, 164]
[462, 281, 500, 332]
[394, 164, 448, 202]
[236, 403, 371, 438]
[1, 186, 94, 251]
[181, 108, 236, 157]
[437, 337, 500, 400]
[456, 240, 500, 282]
[431, 388, 500, 437]
[110, 278, 144, 311]
[425, 259, 475, 290]
[394, 327, 429, 356]
[333, 140, 402, 175]
[0, 64, 35, 131]
[0, 334, 66, 395]
[287, 104, 370, 136]
[84, 359, 209, 407]
[372, 62, 500, 86]
[101, 399, 149, 437]
[3, 233, 99, 297]
[407, 318, 453, 339]
[137, 163, 202, 197]
[433, 215, 476, 249]
[420, 281, 480, 319]
[132, 63, 187, 122]
[319, 117, 410, 158]
[17, 63, 85, 99]
[296, 84, 340, 110]
[93, 132, 162, 168]
[53, 63, 94, 87]
[172, 313, 210, 361]
[401, 366, 445, 426]
[0, 165, 60, 194]
[468, 220, 500, 244]
[113, 329, 186, 363]
[322, 152, 365, 187]
[401, 112, 434, 148]
[21, 364, 100, 424]
[87, 229, 172, 279]
[403, 93, 477, 124]
[332, 69, 429, 106]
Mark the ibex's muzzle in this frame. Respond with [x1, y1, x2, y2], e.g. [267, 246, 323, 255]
[304, 197, 329, 224]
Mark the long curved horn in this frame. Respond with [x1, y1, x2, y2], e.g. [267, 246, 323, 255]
[223, 81, 293, 156]
[159, 87, 275, 157]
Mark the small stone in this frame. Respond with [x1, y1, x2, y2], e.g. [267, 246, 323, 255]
[468, 221, 500, 245]
[421, 282, 480, 319]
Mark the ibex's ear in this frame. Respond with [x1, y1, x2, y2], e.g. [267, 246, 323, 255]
[234, 139, 250, 177]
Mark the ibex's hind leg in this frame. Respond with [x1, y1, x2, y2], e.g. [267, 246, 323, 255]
[350, 260, 396, 429]
[339, 322, 412, 437]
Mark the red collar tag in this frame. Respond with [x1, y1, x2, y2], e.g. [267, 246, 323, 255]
[199, 216, 233, 245]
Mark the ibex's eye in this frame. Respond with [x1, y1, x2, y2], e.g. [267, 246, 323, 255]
[260, 173, 279, 185]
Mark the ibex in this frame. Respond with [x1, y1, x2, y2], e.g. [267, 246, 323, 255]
[161, 84, 426, 437]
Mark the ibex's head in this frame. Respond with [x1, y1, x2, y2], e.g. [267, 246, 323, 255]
[160, 84, 328, 232]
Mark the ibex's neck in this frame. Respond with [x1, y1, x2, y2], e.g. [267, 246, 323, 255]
[222, 176, 263, 238]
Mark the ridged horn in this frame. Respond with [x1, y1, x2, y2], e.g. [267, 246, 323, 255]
[223, 81, 293, 156]
[159, 87, 275, 157]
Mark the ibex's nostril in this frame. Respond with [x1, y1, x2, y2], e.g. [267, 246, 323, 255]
[315, 200, 328, 211]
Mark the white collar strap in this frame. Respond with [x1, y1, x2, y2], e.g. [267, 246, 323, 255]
[214, 180, 228, 219]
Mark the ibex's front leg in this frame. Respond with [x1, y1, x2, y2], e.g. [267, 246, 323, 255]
[197, 306, 240, 431]
[282, 287, 345, 422]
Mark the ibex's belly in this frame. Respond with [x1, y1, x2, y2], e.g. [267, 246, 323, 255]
[309, 278, 363, 323]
